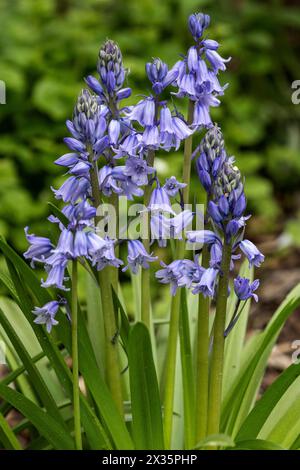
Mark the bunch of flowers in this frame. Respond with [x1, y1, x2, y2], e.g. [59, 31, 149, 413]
[22, 12, 264, 450]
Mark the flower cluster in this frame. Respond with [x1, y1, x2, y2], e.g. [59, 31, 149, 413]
[24, 12, 262, 335]
[173, 13, 230, 128]
[156, 125, 264, 303]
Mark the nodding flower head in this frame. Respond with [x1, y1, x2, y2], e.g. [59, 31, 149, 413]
[97, 40, 125, 93]
[188, 13, 210, 41]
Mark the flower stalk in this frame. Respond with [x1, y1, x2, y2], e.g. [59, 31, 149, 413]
[141, 149, 155, 328]
[71, 259, 82, 450]
[89, 155, 123, 416]
[195, 244, 210, 442]
[207, 241, 232, 435]
[163, 100, 194, 449]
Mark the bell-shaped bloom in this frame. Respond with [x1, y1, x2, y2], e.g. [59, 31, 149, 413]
[163, 176, 186, 197]
[155, 260, 186, 296]
[148, 186, 176, 215]
[123, 240, 157, 274]
[234, 276, 259, 302]
[124, 156, 155, 186]
[32, 300, 61, 333]
[192, 267, 218, 297]
[24, 228, 53, 267]
[239, 240, 264, 267]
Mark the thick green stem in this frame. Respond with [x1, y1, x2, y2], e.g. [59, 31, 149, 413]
[89, 158, 123, 415]
[207, 241, 232, 435]
[71, 259, 82, 450]
[110, 192, 119, 293]
[163, 100, 194, 449]
[98, 269, 123, 415]
[195, 245, 210, 443]
[141, 149, 155, 328]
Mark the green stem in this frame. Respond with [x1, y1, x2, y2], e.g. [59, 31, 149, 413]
[195, 245, 210, 443]
[71, 259, 82, 450]
[195, 194, 211, 443]
[163, 100, 194, 449]
[98, 269, 123, 415]
[110, 192, 119, 294]
[141, 149, 155, 329]
[89, 157, 123, 416]
[207, 241, 232, 435]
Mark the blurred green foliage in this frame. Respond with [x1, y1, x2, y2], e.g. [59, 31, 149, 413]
[0, 0, 300, 252]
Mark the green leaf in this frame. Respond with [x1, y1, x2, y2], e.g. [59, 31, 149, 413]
[0, 412, 22, 450]
[0, 305, 68, 432]
[0, 384, 74, 450]
[232, 439, 284, 450]
[128, 322, 164, 450]
[47, 202, 69, 227]
[195, 433, 235, 449]
[0, 238, 133, 449]
[223, 262, 253, 398]
[179, 289, 195, 449]
[236, 361, 300, 442]
[112, 286, 131, 353]
[258, 375, 300, 448]
[222, 283, 300, 436]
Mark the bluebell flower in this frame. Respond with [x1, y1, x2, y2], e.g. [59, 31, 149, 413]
[124, 156, 155, 186]
[150, 213, 172, 247]
[177, 258, 204, 288]
[155, 260, 187, 296]
[41, 254, 69, 290]
[126, 97, 156, 127]
[234, 276, 259, 302]
[146, 58, 178, 95]
[99, 165, 123, 196]
[148, 186, 176, 214]
[239, 240, 265, 268]
[90, 238, 123, 271]
[52, 176, 90, 203]
[123, 240, 157, 274]
[186, 229, 220, 245]
[73, 230, 89, 258]
[108, 119, 121, 145]
[32, 300, 61, 333]
[172, 15, 229, 129]
[205, 49, 231, 73]
[171, 210, 194, 238]
[192, 267, 218, 297]
[188, 13, 210, 41]
[24, 228, 53, 267]
[54, 152, 81, 168]
[163, 176, 186, 197]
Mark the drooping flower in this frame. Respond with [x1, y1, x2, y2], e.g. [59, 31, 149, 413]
[123, 240, 157, 274]
[239, 240, 265, 268]
[24, 228, 53, 267]
[163, 176, 186, 197]
[124, 156, 155, 186]
[234, 276, 259, 302]
[192, 267, 218, 297]
[32, 300, 62, 333]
